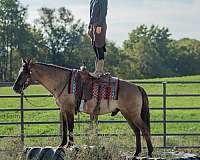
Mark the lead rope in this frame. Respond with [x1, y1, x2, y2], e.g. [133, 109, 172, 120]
[22, 79, 69, 108]
[23, 93, 54, 108]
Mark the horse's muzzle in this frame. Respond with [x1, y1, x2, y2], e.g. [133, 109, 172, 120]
[13, 85, 23, 94]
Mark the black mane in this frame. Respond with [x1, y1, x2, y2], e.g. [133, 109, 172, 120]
[35, 62, 74, 72]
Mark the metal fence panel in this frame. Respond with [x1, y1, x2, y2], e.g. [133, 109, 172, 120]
[0, 81, 200, 148]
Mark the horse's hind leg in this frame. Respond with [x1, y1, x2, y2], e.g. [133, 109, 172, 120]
[132, 125, 141, 156]
[121, 113, 141, 156]
[134, 117, 153, 157]
[129, 123, 142, 156]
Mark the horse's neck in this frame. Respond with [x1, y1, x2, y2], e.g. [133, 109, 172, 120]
[32, 64, 70, 97]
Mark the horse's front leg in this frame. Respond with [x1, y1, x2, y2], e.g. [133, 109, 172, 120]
[66, 112, 74, 148]
[59, 111, 68, 147]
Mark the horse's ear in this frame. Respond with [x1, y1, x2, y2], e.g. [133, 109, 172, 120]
[28, 59, 33, 65]
[22, 58, 26, 64]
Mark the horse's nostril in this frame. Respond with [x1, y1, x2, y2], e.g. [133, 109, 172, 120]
[13, 86, 17, 91]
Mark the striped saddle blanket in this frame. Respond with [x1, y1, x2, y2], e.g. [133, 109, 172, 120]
[68, 70, 119, 101]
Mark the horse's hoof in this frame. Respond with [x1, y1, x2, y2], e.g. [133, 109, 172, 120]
[148, 153, 153, 158]
[111, 108, 120, 116]
[134, 151, 141, 157]
[58, 144, 66, 148]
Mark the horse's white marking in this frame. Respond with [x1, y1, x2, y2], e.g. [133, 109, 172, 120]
[19, 67, 23, 75]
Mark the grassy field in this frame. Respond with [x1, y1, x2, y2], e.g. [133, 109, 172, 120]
[0, 75, 200, 150]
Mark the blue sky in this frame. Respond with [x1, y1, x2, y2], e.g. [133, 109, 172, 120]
[20, 0, 200, 46]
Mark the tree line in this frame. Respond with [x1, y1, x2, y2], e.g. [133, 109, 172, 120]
[0, 0, 200, 81]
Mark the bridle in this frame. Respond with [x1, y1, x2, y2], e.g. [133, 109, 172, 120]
[23, 74, 32, 91]
[21, 62, 32, 91]
[21, 65, 70, 108]
[20, 65, 49, 108]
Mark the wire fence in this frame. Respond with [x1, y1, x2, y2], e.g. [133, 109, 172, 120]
[0, 81, 200, 149]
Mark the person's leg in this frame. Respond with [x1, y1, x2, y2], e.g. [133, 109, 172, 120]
[93, 45, 99, 60]
[90, 45, 104, 77]
[91, 46, 98, 74]
[89, 25, 106, 77]
[96, 47, 104, 60]
[96, 47, 104, 74]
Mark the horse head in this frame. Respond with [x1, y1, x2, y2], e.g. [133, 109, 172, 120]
[13, 58, 33, 94]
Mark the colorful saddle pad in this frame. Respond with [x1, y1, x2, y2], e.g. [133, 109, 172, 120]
[68, 70, 119, 101]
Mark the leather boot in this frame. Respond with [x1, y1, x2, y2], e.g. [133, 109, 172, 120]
[89, 60, 104, 78]
[97, 59, 104, 75]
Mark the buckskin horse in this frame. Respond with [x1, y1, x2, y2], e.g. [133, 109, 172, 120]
[13, 59, 153, 157]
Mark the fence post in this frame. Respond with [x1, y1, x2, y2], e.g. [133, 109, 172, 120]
[59, 112, 62, 139]
[20, 93, 24, 145]
[78, 112, 80, 131]
[162, 82, 167, 148]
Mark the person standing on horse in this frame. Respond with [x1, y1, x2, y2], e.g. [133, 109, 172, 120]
[88, 0, 108, 78]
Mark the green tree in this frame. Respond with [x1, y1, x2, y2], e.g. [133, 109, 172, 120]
[11, 26, 49, 78]
[35, 7, 86, 67]
[104, 41, 134, 79]
[123, 25, 173, 78]
[170, 38, 200, 76]
[0, 0, 27, 80]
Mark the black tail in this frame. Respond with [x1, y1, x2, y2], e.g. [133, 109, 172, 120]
[138, 86, 150, 132]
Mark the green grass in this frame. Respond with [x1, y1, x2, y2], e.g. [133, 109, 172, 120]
[0, 132, 200, 160]
[0, 75, 200, 148]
